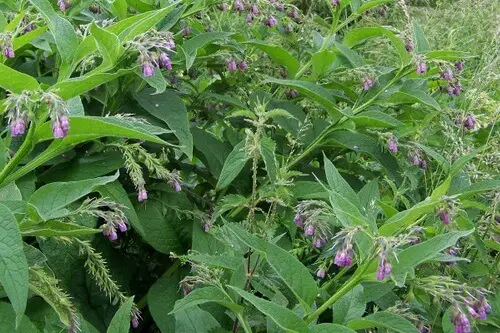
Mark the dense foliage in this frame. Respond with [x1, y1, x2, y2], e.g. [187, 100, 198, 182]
[0, 0, 498, 332]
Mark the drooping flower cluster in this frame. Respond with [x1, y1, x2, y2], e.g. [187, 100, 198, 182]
[112, 141, 182, 202]
[408, 151, 428, 170]
[127, 30, 176, 77]
[294, 201, 332, 249]
[0, 32, 14, 58]
[376, 252, 392, 280]
[438, 65, 463, 96]
[436, 198, 458, 226]
[225, 1, 299, 31]
[330, 228, 360, 268]
[76, 198, 129, 241]
[5, 91, 71, 139]
[226, 58, 248, 72]
[413, 276, 492, 333]
[362, 76, 376, 90]
[462, 114, 476, 130]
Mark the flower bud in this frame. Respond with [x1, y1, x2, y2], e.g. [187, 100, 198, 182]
[405, 41, 415, 52]
[441, 69, 454, 81]
[238, 61, 248, 71]
[438, 210, 450, 225]
[138, 188, 148, 202]
[294, 214, 303, 228]
[159, 53, 172, 70]
[3, 47, 14, 58]
[234, 0, 244, 12]
[421, 159, 427, 170]
[117, 220, 128, 233]
[454, 61, 464, 71]
[362, 76, 375, 90]
[183, 26, 191, 37]
[331, 0, 340, 7]
[252, 4, 259, 15]
[226, 59, 237, 71]
[304, 224, 315, 236]
[316, 268, 326, 279]
[388, 137, 398, 153]
[142, 63, 155, 77]
[267, 16, 277, 28]
[52, 120, 66, 138]
[10, 117, 26, 136]
[416, 61, 427, 75]
[246, 13, 253, 24]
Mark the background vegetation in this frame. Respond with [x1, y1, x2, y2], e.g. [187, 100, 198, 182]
[0, 0, 498, 332]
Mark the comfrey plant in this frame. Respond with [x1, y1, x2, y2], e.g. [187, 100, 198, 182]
[0, 0, 497, 332]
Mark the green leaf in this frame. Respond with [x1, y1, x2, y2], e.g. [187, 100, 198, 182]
[192, 128, 232, 178]
[425, 50, 472, 61]
[224, 224, 318, 310]
[455, 179, 500, 199]
[324, 153, 361, 207]
[0, 63, 39, 93]
[39, 151, 124, 182]
[49, 68, 134, 100]
[140, 67, 167, 94]
[171, 286, 243, 314]
[391, 229, 474, 286]
[244, 40, 300, 76]
[311, 324, 357, 333]
[19, 220, 101, 237]
[182, 32, 233, 70]
[34, 116, 168, 144]
[109, 0, 128, 19]
[357, 0, 393, 13]
[412, 22, 430, 53]
[330, 192, 374, 229]
[107, 297, 134, 333]
[215, 140, 248, 191]
[413, 142, 449, 172]
[5, 117, 168, 185]
[0, 182, 22, 200]
[312, 49, 336, 79]
[228, 286, 310, 333]
[12, 26, 48, 51]
[266, 78, 346, 119]
[260, 136, 278, 184]
[119, 5, 179, 41]
[327, 130, 400, 181]
[0, 302, 38, 332]
[0, 203, 29, 326]
[134, 200, 182, 254]
[352, 110, 402, 128]
[186, 253, 242, 270]
[27, 172, 119, 221]
[347, 311, 419, 333]
[134, 88, 193, 158]
[29, 0, 79, 79]
[174, 306, 221, 333]
[385, 80, 441, 111]
[292, 181, 329, 200]
[333, 42, 366, 67]
[343, 27, 411, 66]
[89, 23, 124, 73]
[378, 199, 439, 236]
[331, 285, 366, 325]
[148, 271, 182, 333]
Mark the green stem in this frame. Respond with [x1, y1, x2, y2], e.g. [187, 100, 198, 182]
[236, 313, 252, 333]
[305, 274, 361, 323]
[0, 124, 36, 188]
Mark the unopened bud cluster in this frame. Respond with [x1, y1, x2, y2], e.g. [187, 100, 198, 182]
[127, 30, 176, 77]
[294, 200, 332, 250]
